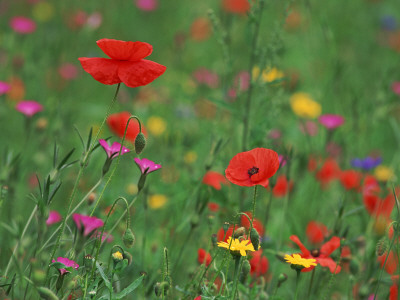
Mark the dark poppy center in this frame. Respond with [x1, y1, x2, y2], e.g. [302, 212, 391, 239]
[311, 249, 320, 257]
[248, 166, 259, 177]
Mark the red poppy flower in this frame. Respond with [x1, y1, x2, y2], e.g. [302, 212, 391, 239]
[240, 212, 265, 236]
[290, 235, 341, 273]
[222, 0, 250, 14]
[202, 171, 229, 190]
[315, 158, 340, 187]
[306, 221, 328, 244]
[225, 148, 279, 187]
[79, 39, 166, 88]
[364, 192, 394, 219]
[197, 248, 212, 267]
[390, 283, 398, 300]
[217, 225, 235, 242]
[339, 170, 362, 190]
[207, 202, 220, 212]
[106, 111, 147, 143]
[272, 175, 293, 197]
[378, 251, 398, 274]
[249, 250, 269, 276]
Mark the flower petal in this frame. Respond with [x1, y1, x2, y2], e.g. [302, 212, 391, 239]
[320, 236, 340, 257]
[317, 257, 341, 273]
[97, 39, 153, 61]
[79, 57, 121, 85]
[118, 60, 167, 88]
[290, 235, 311, 256]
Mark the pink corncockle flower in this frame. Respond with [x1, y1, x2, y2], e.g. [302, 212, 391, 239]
[92, 230, 113, 243]
[10, 16, 36, 34]
[318, 114, 345, 130]
[16, 100, 43, 117]
[52, 257, 79, 276]
[278, 155, 287, 168]
[58, 63, 78, 80]
[135, 0, 158, 11]
[72, 214, 104, 236]
[193, 68, 219, 88]
[99, 139, 130, 159]
[299, 120, 318, 136]
[392, 82, 400, 96]
[0, 81, 10, 95]
[134, 157, 161, 174]
[46, 211, 62, 226]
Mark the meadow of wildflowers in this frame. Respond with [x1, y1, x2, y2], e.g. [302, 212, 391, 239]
[0, 0, 400, 299]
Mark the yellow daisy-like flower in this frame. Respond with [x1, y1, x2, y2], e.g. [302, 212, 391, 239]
[147, 116, 166, 136]
[290, 92, 321, 119]
[112, 251, 123, 261]
[148, 194, 168, 209]
[217, 236, 256, 256]
[374, 165, 395, 182]
[284, 254, 317, 269]
[252, 66, 284, 83]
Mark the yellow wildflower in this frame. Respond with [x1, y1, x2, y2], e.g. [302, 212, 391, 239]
[217, 236, 256, 256]
[184, 151, 198, 164]
[33, 2, 55, 22]
[148, 194, 168, 209]
[126, 184, 138, 195]
[252, 66, 284, 83]
[284, 254, 317, 268]
[290, 92, 321, 119]
[147, 116, 166, 136]
[112, 251, 123, 261]
[374, 165, 395, 182]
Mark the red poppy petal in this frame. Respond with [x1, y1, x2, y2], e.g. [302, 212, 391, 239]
[250, 148, 280, 182]
[79, 58, 121, 85]
[320, 236, 340, 256]
[290, 235, 311, 256]
[317, 257, 341, 273]
[225, 152, 255, 181]
[97, 39, 153, 61]
[118, 60, 167, 88]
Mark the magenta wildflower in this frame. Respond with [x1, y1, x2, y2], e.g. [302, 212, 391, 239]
[0, 81, 10, 95]
[99, 139, 130, 158]
[392, 82, 400, 96]
[72, 214, 104, 236]
[46, 211, 62, 226]
[92, 230, 114, 243]
[318, 114, 345, 130]
[10, 16, 36, 34]
[134, 158, 161, 174]
[16, 101, 43, 117]
[58, 63, 79, 80]
[52, 257, 79, 276]
[135, 0, 158, 11]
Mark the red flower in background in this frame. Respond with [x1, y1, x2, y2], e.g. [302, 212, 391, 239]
[364, 192, 395, 219]
[272, 175, 293, 197]
[107, 112, 147, 143]
[306, 221, 329, 244]
[222, 0, 250, 14]
[79, 39, 166, 88]
[316, 158, 340, 187]
[197, 248, 212, 267]
[290, 235, 341, 273]
[390, 277, 399, 300]
[249, 250, 269, 276]
[240, 212, 265, 236]
[225, 148, 279, 187]
[339, 170, 362, 190]
[378, 251, 398, 275]
[202, 171, 229, 190]
[217, 225, 235, 242]
[207, 202, 220, 212]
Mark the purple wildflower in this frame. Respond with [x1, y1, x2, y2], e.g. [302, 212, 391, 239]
[318, 114, 345, 130]
[46, 211, 62, 226]
[72, 214, 104, 236]
[0, 81, 10, 95]
[15, 100, 43, 117]
[99, 139, 130, 159]
[134, 158, 161, 175]
[351, 157, 382, 171]
[52, 257, 79, 276]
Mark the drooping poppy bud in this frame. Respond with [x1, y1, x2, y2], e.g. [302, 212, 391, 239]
[135, 132, 146, 154]
[123, 228, 135, 248]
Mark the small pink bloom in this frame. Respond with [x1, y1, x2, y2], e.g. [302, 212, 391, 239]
[134, 157, 161, 174]
[46, 211, 62, 226]
[234, 71, 250, 91]
[193, 68, 219, 88]
[0, 81, 10, 95]
[99, 139, 130, 159]
[299, 120, 318, 136]
[58, 63, 78, 80]
[318, 114, 345, 130]
[86, 12, 102, 29]
[72, 213, 104, 236]
[92, 230, 113, 243]
[10, 16, 36, 34]
[278, 155, 287, 167]
[392, 82, 400, 96]
[52, 257, 79, 276]
[16, 100, 43, 117]
[268, 129, 282, 140]
[135, 0, 158, 11]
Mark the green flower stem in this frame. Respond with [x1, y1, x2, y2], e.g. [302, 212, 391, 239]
[307, 268, 316, 299]
[230, 256, 242, 300]
[294, 270, 301, 300]
[142, 187, 148, 269]
[46, 83, 120, 284]
[250, 185, 258, 232]
[241, 0, 266, 151]
[4, 205, 37, 278]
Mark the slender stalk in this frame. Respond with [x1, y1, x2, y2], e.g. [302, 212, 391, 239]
[294, 270, 301, 300]
[230, 257, 242, 300]
[250, 185, 258, 231]
[307, 268, 316, 299]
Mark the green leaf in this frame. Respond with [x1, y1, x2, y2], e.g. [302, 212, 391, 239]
[49, 262, 67, 270]
[96, 261, 113, 292]
[114, 275, 144, 299]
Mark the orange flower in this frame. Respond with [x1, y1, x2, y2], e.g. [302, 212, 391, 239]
[222, 0, 250, 14]
[202, 171, 229, 190]
[225, 148, 279, 187]
[106, 111, 147, 143]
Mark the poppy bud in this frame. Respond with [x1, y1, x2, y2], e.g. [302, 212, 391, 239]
[375, 238, 388, 256]
[277, 273, 288, 287]
[134, 132, 146, 154]
[240, 259, 251, 283]
[233, 227, 246, 239]
[37, 287, 59, 300]
[84, 254, 93, 268]
[123, 228, 135, 248]
[223, 222, 230, 232]
[349, 258, 360, 275]
[250, 227, 260, 250]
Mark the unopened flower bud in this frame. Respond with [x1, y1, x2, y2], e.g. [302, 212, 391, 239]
[87, 192, 96, 205]
[250, 227, 260, 250]
[123, 228, 135, 248]
[211, 234, 217, 246]
[233, 227, 246, 239]
[223, 222, 230, 233]
[37, 287, 59, 300]
[349, 258, 360, 275]
[134, 132, 146, 154]
[376, 238, 388, 257]
[277, 273, 288, 287]
[240, 259, 251, 283]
